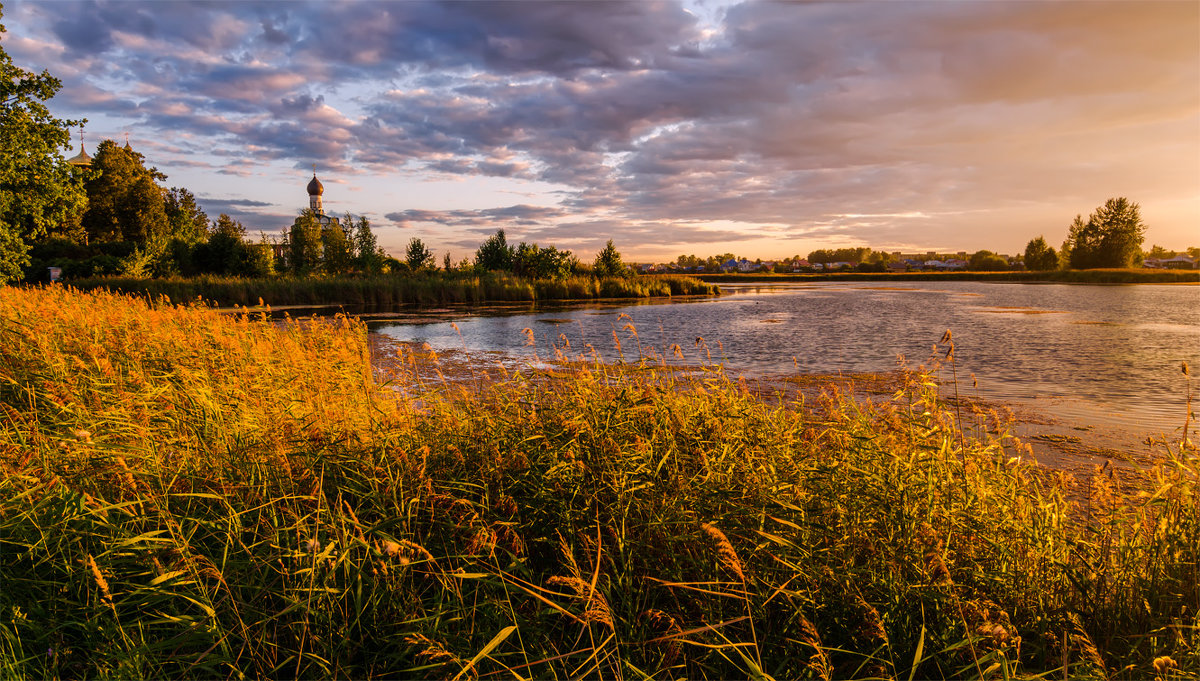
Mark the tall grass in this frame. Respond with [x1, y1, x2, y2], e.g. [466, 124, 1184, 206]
[61, 272, 717, 308]
[0, 286, 1196, 679]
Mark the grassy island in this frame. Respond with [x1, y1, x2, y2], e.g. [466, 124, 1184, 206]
[1, 286, 1196, 679]
[61, 272, 718, 308]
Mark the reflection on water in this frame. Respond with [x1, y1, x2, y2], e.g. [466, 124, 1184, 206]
[370, 282, 1199, 443]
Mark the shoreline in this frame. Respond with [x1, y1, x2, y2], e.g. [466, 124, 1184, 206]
[696, 268, 1199, 285]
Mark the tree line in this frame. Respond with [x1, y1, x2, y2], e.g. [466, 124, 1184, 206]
[394, 231, 628, 281]
[668, 198, 1191, 274]
[1, 9, 637, 286]
[1024, 197, 1166, 271]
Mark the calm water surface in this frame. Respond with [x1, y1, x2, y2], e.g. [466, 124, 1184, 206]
[371, 282, 1199, 443]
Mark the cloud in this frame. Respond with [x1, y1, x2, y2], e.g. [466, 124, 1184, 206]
[7, 0, 1195, 256]
[386, 204, 567, 228]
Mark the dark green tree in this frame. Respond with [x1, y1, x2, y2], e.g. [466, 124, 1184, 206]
[513, 242, 576, 280]
[349, 214, 382, 273]
[592, 239, 626, 277]
[81, 140, 168, 244]
[968, 250, 1008, 271]
[1065, 198, 1146, 269]
[321, 220, 352, 274]
[0, 7, 88, 281]
[193, 213, 245, 275]
[164, 187, 208, 244]
[405, 237, 434, 271]
[1023, 236, 1058, 271]
[243, 233, 274, 277]
[289, 210, 323, 274]
[474, 229, 513, 271]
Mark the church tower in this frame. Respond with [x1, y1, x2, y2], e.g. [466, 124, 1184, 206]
[307, 170, 324, 215]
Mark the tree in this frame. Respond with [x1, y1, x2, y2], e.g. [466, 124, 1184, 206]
[321, 221, 352, 274]
[348, 214, 382, 274]
[289, 210, 323, 274]
[164, 187, 208, 244]
[194, 213, 244, 275]
[808, 247, 870, 265]
[0, 7, 88, 281]
[513, 242, 576, 280]
[1065, 198, 1146, 269]
[405, 237, 434, 271]
[968, 250, 1008, 271]
[1146, 244, 1174, 260]
[1023, 236, 1058, 271]
[593, 240, 626, 277]
[474, 229, 514, 271]
[866, 251, 896, 266]
[81, 139, 169, 244]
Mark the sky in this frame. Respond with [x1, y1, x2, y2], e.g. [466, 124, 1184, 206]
[4, 0, 1198, 262]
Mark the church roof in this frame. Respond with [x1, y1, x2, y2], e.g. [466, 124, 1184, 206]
[67, 144, 92, 167]
[307, 173, 324, 196]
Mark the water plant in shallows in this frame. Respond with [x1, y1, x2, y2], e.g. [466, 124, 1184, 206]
[0, 285, 1196, 679]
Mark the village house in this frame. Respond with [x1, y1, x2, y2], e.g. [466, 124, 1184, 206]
[1144, 254, 1197, 269]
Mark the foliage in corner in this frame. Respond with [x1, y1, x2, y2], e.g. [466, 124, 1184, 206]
[0, 5, 88, 282]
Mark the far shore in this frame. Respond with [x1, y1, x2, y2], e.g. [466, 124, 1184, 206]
[694, 267, 1198, 284]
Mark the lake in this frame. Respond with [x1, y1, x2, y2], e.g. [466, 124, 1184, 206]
[369, 281, 1199, 452]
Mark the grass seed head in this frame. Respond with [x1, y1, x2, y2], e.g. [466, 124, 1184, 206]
[85, 554, 112, 605]
[701, 522, 745, 581]
[1154, 656, 1177, 674]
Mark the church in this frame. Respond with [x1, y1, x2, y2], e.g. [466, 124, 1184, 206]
[276, 169, 346, 268]
[304, 169, 340, 228]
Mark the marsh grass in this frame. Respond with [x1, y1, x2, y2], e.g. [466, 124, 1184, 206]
[1, 286, 1197, 679]
[63, 272, 717, 308]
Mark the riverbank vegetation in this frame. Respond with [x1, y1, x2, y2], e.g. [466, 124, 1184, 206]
[61, 271, 716, 307]
[1, 285, 1196, 679]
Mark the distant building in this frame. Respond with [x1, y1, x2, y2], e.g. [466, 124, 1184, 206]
[1145, 255, 1197, 269]
[305, 170, 340, 227]
[278, 169, 344, 264]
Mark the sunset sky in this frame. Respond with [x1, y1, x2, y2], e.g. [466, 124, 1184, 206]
[5, 0, 1198, 261]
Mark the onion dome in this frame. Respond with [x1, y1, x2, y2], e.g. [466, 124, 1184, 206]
[307, 173, 324, 196]
[67, 127, 92, 166]
[67, 144, 92, 167]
